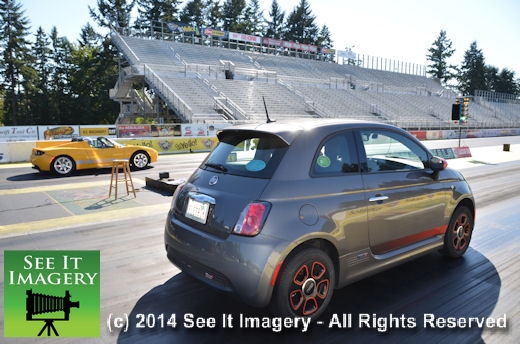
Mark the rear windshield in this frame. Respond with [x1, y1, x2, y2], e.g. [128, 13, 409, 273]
[201, 131, 289, 179]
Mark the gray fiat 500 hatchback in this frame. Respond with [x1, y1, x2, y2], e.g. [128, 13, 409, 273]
[164, 119, 475, 319]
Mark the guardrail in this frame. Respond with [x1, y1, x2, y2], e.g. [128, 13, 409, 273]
[143, 65, 194, 122]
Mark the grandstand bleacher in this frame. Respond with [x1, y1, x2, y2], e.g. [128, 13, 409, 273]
[109, 31, 520, 129]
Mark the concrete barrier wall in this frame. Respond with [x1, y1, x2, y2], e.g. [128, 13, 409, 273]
[1, 128, 520, 164]
[0, 137, 219, 164]
[1, 141, 37, 163]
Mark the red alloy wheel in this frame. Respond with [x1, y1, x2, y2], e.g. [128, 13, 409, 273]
[271, 248, 335, 319]
[444, 206, 474, 258]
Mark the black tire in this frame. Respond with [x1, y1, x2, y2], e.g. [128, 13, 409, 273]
[443, 206, 474, 258]
[51, 155, 76, 176]
[271, 248, 335, 319]
[130, 151, 150, 170]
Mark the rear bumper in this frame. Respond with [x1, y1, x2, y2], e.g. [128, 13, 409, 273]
[30, 155, 52, 172]
[164, 210, 288, 307]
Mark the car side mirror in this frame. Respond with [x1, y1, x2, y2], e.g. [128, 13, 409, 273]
[430, 156, 447, 171]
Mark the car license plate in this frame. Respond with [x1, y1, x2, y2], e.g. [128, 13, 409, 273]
[185, 197, 210, 224]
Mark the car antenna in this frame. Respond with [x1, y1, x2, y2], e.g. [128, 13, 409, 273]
[262, 96, 275, 123]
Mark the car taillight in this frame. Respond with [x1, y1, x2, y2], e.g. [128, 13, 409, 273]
[233, 202, 270, 236]
[170, 183, 185, 210]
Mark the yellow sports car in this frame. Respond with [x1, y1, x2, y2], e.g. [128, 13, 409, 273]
[31, 136, 158, 176]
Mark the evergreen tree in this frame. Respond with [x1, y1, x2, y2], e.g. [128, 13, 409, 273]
[221, 0, 246, 32]
[89, 0, 136, 31]
[493, 68, 518, 95]
[78, 22, 101, 47]
[205, 0, 222, 29]
[135, 0, 180, 30]
[243, 0, 264, 36]
[88, 0, 128, 123]
[70, 25, 100, 123]
[20, 45, 37, 124]
[265, 0, 284, 38]
[284, 0, 319, 44]
[31, 27, 52, 123]
[485, 65, 499, 93]
[426, 30, 456, 86]
[317, 24, 332, 48]
[48, 27, 74, 124]
[90, 37, 119, 123]
[458, 41, 487, 96]
[0, 0, 33, 125]
[70, 28, 118, 124]
[180, 0, 205, 27]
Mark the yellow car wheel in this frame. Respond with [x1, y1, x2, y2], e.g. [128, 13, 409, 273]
[131, 151, 150, 170]
[51, 155, 76, 176]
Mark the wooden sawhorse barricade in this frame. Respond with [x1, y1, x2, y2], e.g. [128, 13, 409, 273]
[109, 159, 136, 199]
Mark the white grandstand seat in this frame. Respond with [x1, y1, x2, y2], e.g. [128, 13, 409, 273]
[112, 34, 517, 128]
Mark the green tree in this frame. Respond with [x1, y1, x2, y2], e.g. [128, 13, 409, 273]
[78, 22, 101, 47]
[135, 0, 180, 30]
[243, 0, 264, 36]
[265, 0, 284, 38]
[88, 0, 129, 123]
[30, 27, 52, 123]
[485, 65, 500, 93]
[19, 53, 37, 124]
[180, 0, 205, 27]
[317, 24, 332, 48]
[0, 92, 3, 124]
[221, 0, 246, 32]
[48, 27, 74, 124]
[426, 30, 456, 86]
[89, 0, 136, 31]
[493, 68, 518, 95]
[204, 0, 222, 28]
[0, 0, 33, 125]
[284, 0, 319, 44]
[69, 28, 119, 124]
[90, 37, 119, 123]
[458, 41, 487, 96]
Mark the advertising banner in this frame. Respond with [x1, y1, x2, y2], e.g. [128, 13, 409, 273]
[121, 137, 218, 153]
[263, 38, 282, 47]
[117, 125, 152, 138]
[181, 124, 209, 137]
[167, 22, 200, 35]
[228, 32, 262, 44]
[38, 126, 80, 140]
[0, 126, 38, 142]
[151, 124, 182, 137]
[281, 41, 318, 53]
[79, 126, 117, 138]
[204, 28, 227, 38]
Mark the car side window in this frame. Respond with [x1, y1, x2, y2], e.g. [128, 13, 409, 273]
[313, 132, 359, 175]
[360, 130, 428, 172]
[84, 138, 97, 148]
[97, 137, 114, 148]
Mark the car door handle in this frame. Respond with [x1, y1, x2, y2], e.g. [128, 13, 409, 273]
[369, 195, 389, 202]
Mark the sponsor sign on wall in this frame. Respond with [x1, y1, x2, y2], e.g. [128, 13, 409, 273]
[38, 126, 80, 140]
[79, 126, 117, 137]
[0, 126, 39, 142]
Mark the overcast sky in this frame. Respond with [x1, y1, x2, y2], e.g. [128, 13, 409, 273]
[21, 0, 520, 74]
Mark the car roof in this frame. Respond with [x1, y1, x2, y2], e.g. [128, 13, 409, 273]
[218, 119, 401, 144]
